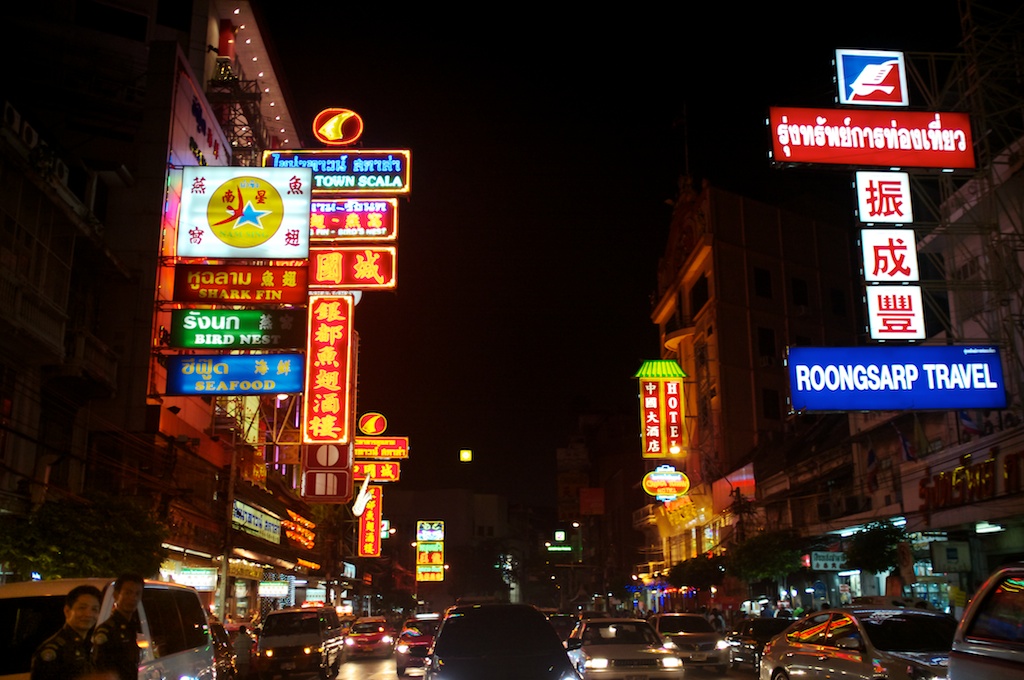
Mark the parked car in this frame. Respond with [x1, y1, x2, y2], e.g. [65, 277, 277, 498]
[343, 615, 396, 659]
[565, 617, 684, 679]
[759, 606, 956, 680]
[949, 561, 1024, 680]
[726, 617, 792, 671]
[424, 602, 580, 679]
[0, 577, 217, 680]
[547, 613, 578, 642]
[253, 606, 344, 679]
[647, 612, 729, 673]
[395, 612, 441, 676]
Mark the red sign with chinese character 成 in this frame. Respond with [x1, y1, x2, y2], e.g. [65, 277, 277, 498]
[302, 295, 355, 444]
[639, 379, 684, 458]
[358, 486, 383, 557]
[309, 247, 397, 290]
[769, 107, 975, 169]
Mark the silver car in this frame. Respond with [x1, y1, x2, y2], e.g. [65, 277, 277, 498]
[759, 606, 955, 680]
[647, 613, 729, 673]
[949, 562, 1024, 680]
[565, 618, 684, 679]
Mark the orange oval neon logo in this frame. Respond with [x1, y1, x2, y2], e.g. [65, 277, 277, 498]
[358, 412, 388, 435]
[642, 466, 690, 499]
[312, 108, 364, 146]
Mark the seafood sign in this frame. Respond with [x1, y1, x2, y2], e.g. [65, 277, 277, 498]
[165, 354, 304, 395]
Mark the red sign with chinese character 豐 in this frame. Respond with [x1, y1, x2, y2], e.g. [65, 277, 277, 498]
[357, 486, 383, 557]
[866, 285, 925, 340]
[309, 246, 397, 290]
[302, 295, 355, 444]
[639, 379, 684, 458]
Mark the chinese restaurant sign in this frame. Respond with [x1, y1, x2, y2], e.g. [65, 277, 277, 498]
[635, 360, 687, 458]
[309, 246, 397, 290]
[353, 461, 401, 482]
[768, 107, 975, 169]
[168, 309, 306, 349]
[303, 295, 355, 445]
[177, 166, 311, 258]
[787, 345, 1007, 412]
[835, 49, 909, 107]
[357, 485, 383, 557]
[866, 285, 925, 340]
[855, 171, 913, 224]
[416, 541, 444, 566]
[172, 264, 308, 304]
[354, 437, 410, 459]
[310, 198, 398, 241]
[263, 149, 411, 195]
[642, 465, 691, 501]
[165, 354, 303, 396]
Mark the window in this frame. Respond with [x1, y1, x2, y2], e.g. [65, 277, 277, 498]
[754, 268, 773, 299]
[762, 388, 781, 420]
[690, 274, 709, 315]
[791, 277, 809, 306]
[824, 613, 860, 646]
[787, 613, 831, 644]
[964, 575, 1024, 643]
[143, 587, 210, 657]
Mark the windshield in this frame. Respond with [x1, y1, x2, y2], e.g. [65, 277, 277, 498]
[434, 607, 563, 657]
[262, 613, 322, 636]
[582, 621, 661, 646]
[401, 619, 439, 637]
[658, 616, 714, 634]
[857, 612, 956, 652]
[351, 621, 386, 634]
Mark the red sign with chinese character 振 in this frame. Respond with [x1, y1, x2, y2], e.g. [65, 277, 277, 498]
[855, 171, 913, 224]
[769, 107, 975, 169]
[172, 264, 308, 304]
[302, 295, 355, 445]
[639, 379, 685, 458]
[309, 246, 397, 290]
[357, 486, 383, 557]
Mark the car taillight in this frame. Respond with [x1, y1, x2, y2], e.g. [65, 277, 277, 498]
[763, 641, 772, 656]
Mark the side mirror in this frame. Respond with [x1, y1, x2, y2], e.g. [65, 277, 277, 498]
[565, 638, 583, 651]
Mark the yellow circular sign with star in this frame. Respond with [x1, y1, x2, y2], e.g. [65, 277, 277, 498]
[205, 175, 285, 248]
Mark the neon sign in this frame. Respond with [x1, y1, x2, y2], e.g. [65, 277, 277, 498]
[263, 149, 411, 195]
[302, 295, 355, 444]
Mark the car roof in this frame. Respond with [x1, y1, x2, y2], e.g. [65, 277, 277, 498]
[583, 618, 651, 624]
[0, 577, 193, 597]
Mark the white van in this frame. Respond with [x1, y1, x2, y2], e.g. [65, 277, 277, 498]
[0, 577, 217, 680]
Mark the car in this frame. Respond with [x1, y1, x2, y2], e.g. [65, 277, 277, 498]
[949, 561, 1024, 680]
[424, 602, 580, 679]
[565, 617, 684, 679]
[759, 606, 956, 680]
[725, 617, 792, 671]
[253, 606, 344, 679]
[647, 612, 730, 673]
[343, 615, 395, 659]
[395, 613, 441, 676]
[0, 577, 217, 680]
[547, 613, 578, 641]
[211, 621, 239, 678]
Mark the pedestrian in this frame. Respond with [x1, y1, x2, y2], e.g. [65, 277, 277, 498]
[709, 608, 726, 633]
[232, 625, 255, 679]
[93, 573, 144, 680]
[31, 584, 103, 680]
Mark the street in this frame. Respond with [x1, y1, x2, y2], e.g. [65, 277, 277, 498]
[334, 655, 760, 679]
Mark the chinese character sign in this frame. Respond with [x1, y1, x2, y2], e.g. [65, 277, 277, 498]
[310, 198, 398, 241]
[353, 461, 401, 482]
[638, 378, 685, 458]
[856, 172, 913, 224]
[177, 166, 311, 259]
[357, 486, 383, 557]
[309, 246, 397, 290]
[866, 286, 925, 340]
[302, 295, 355, 444]
[416, 541, 444, 566]
[861, 229, 919, 283]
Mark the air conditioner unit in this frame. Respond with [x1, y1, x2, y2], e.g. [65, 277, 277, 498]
[20, 122, 39, 149]
[2, 101, 20, 131]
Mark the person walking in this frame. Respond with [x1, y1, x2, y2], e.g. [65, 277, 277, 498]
[232, 625, 255, 679]
[31, 585, 103, 680]
[93, 573, 144, 680]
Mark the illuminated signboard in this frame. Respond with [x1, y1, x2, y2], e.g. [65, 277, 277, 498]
[861, 229, 919, 283]
[642, 465, 691, 501]
[165, 354, 303, 396]
[309, 246, 397, 290]
[357, 486, 383, 557]
[302, 295, 355, 445]
[232, 500, 282, 543]
[416, 541, 444, 566]
[787, 345, 1007, 412]
[416, 520, 444, 542]
[172, 264, 308, 304]
[635, 360, 687, 458]
[311, 108, 364, 146]
[262, 149, 411, 195]
[835, 49, 909, 107]
[855, 171, 913, 224]
[353, 461, 401, 482]
[353, 437, 410, 459]
[168, 309, 306, 349]
[768, 107, 975, 169]
[357, 412, 388, 436]
[177, 166, 312, 259]
[416, 565, 445, 582]
[866, 285, 925, 340]
[301, 443, 353, 504]
[311, 198, 398, 241]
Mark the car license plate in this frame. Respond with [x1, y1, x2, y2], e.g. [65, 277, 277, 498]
[624, 675, 647, 680]
[281, 662, 296, 670]
[690, 652, 706, 661]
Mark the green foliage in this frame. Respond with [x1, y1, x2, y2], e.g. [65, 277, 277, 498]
[725, 530, 803, 583]
[842, 521, 907, 574]
[0, 492, 169, 580]
[667, 553, 725, 591]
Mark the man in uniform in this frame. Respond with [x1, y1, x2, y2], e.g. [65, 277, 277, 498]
[92, 573, 144, 680]
[31, 584, 103, 680]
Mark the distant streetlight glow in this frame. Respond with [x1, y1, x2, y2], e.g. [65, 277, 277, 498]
[459, 449, 472, 463]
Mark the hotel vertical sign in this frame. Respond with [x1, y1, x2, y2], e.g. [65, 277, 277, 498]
[635, 360, 687, 459]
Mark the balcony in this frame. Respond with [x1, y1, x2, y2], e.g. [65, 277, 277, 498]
[662, 315, 695, 353]
[633, 503, 659, 530]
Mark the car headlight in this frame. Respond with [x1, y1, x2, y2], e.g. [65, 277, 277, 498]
[716, 640, 730, 650]
[661, 656, 683, 668]
[584, 657, 609, 669]
[345, 637, 356, 646]
[397, 643, 410, 653]
[303, 646, 313, 655]
[382, 635, 394, 644]
[662, 640, 678, 650]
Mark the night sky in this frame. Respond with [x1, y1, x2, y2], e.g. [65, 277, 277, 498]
[257, 2, 967, 504]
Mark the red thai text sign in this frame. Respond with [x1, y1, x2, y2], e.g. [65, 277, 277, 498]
[639, 379, 684, 458]
[353, 437, 410, 459]
[302, 295, 355, 444]
[173, 264, 308, 304]
[357, 486, 383, 557]
[309, 246, 397, 290]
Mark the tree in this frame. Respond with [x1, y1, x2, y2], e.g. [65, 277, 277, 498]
[842, 521, 907, 575]
[725, 530, 803, 584]
[667, 553, 725, 592]
[0, 492, 168, 580]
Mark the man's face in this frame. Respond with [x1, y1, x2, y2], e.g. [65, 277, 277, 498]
[65, 594, 101, 636]
[114, 581, 143, 614]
